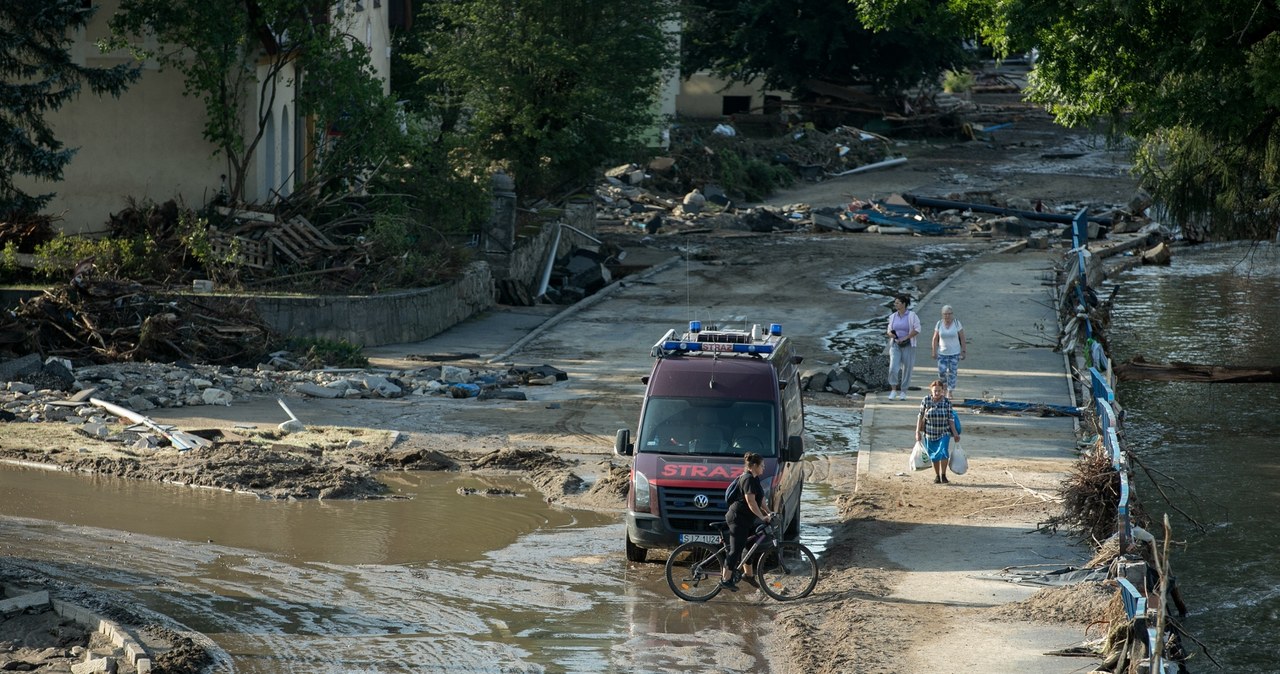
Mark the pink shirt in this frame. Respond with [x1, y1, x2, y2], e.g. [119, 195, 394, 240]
[888, 310, 921, 346]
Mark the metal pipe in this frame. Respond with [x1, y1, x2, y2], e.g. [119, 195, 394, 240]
[903, 193, 1113, 225]
[536, 223, 563, 298]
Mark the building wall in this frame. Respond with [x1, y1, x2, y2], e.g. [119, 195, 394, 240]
[14, 0, 222, 234]
[676, 72, 791, 119]
[14, 0, 396, 233]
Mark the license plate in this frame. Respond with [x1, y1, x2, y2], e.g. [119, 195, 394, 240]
[679, 534, 720, 544]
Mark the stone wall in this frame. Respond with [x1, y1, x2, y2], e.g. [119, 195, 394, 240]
[246, 261, 495, 347]
[3, 205, 598, 350]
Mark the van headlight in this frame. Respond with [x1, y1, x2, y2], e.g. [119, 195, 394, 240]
[633, 472, 651, 511]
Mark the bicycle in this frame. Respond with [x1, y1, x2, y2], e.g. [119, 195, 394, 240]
[665, 508, 818, 602]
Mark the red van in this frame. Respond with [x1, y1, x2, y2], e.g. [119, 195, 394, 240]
[615, 322, 806, 562]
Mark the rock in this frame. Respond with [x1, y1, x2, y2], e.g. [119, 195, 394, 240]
[278, 419, 305, 433]
[201, 388, 232, 406]
[296, 382, 341, 398]
[682, 189, 706, 214]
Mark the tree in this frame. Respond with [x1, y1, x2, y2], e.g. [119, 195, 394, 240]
[408, 0, 679, 202]
[680, 0, 973, 100]
[0, 0, 139, 219]
[107, 0, 402, 206]
[937, 0, 1280, 241]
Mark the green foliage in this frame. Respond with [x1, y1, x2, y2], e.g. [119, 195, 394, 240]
[0, 0, 140, 218]
[364, 115, 492, 239]
[681, 0, 975, 98]
[0, 242, 18, 279]
[356, 211, 475, 289]
[107, 0, 403, 206]
[31, 233, 164, 281]
[408, 0, 679, 202]
[715, 150, 795, 202]
[285, 338, 369, 369]
[942, 70, 975, 93]
[957, 0, 1280, 240]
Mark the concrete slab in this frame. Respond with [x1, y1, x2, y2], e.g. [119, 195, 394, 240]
[859, 249, 1094, 672]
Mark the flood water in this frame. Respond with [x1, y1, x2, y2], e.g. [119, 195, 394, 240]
[0, 241, 977, 672]
[1108, 241, 1280, 673]
[1, 445, 845, 672]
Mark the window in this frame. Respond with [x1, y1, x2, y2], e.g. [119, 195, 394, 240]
[722, 96, 752, 116]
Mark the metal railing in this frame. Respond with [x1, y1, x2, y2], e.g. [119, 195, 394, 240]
[1068, 209, 1168, 672]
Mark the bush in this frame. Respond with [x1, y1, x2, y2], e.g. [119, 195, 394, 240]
[285, 338, 368, 369]
[32, 232, 165, 281]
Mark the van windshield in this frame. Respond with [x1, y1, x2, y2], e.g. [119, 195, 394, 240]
[637, 398, 777, 457]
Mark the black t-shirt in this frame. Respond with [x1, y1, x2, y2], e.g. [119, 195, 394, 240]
[728, 471, 764, 520]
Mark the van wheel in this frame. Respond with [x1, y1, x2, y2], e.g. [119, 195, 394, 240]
[625, 535, 648, 562]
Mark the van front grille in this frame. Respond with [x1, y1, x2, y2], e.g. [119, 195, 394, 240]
[659, 486, 728, 534]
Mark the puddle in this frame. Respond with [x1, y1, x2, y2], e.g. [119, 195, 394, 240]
[0, 465, 784, 673]
[826, 244, 985, 363]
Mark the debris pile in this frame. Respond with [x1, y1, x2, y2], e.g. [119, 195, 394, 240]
[0, 356, 569, 428]
[1, 278, 274, 366]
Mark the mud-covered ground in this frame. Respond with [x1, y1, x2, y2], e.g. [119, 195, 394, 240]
[1, 87, 1139, 672]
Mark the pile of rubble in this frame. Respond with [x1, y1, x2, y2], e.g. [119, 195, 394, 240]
[0, 353, 567, 434]
[1, 277, 273, 366]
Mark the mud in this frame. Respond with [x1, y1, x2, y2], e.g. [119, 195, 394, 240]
[1, 84, 1142, 673]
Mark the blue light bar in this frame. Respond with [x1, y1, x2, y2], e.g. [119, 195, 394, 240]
[769, 323, 782, 336]
[689, 320, 702, 333]
[661, 341, 775, 354]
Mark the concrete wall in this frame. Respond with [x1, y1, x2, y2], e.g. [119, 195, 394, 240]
[17, 0, 395, 233]
[15, 0, 223, 234]
[247, 261, 496, 347]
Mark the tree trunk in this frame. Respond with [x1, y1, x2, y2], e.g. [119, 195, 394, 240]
[1115, 356, 1280, 383]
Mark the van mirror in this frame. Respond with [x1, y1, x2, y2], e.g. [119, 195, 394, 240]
[792, 355, 804, 365]
[615, 429, 633, 456]
[785, 435, 804, 462]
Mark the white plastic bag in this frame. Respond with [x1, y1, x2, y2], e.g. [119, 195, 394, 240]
[949, 440, 968, 475]
[909, 441, 931, 471]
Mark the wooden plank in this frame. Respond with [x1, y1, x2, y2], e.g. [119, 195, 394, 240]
[209, 234, 270, 269]
[290, 215, 340, 248]
[267, 233, 303, 263]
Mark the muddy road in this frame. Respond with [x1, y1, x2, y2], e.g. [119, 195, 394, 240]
[3, 89, 1141, 672]
[3, 231, 977, 672]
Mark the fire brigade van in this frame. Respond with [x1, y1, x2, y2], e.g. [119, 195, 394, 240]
[615, 321, 805, 562]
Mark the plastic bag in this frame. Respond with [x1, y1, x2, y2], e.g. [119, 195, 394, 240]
[949, 441, 968, 475]
[909, 441, 931, 471]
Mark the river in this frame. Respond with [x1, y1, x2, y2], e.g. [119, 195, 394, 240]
[1108, 241, 1280, 673]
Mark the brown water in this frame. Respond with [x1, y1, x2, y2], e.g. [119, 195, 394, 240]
[1, 463, 814, 672]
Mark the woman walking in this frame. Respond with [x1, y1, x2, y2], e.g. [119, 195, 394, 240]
[931, 305, 966, 398]
[885, 294, 920, 400]
[915, 380, 961, 483]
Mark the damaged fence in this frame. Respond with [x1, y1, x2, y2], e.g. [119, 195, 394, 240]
[1065, 209, 1174, 674]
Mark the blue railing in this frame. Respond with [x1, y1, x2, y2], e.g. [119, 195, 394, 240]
[1066, 223, 1169, 672]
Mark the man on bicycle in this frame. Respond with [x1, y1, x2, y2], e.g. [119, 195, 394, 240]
[721, 452, 776, 590]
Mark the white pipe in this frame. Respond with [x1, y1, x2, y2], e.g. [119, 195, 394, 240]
[537, 223, 563, 298]
[827, 156, 908, 177]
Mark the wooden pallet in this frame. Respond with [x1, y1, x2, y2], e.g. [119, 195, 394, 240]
[209, 233, 271, 269]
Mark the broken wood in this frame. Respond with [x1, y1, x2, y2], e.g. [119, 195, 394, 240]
[1115, 356, 1280, 383]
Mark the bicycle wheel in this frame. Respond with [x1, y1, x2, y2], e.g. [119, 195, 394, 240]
[665, 542, 725, 602]
[757, 542, 818, 601]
